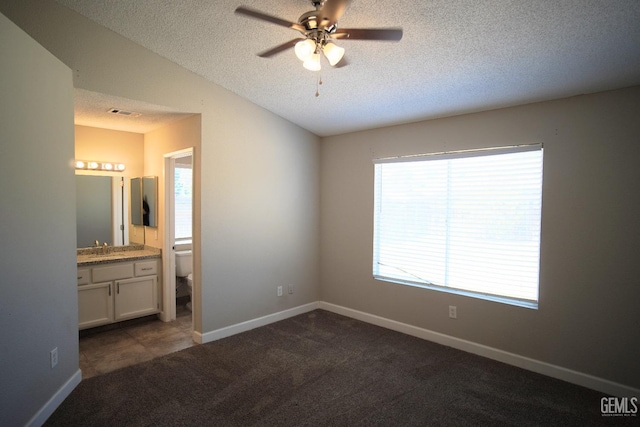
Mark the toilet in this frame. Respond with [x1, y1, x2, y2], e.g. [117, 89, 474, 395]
[175, 249, 192, 278]
[175, 246, 193, 310]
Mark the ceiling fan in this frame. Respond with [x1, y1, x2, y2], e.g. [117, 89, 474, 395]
[235, 0, 403, 70]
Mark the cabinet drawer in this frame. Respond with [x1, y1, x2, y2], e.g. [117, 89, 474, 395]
[92, 263, 134, 282]
[135, 260, 158, 276]
[77, 268, 90, 285]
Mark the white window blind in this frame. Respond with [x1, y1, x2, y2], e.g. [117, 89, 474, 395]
[174, 165, 192, 240]
[373, 145, 543, 307]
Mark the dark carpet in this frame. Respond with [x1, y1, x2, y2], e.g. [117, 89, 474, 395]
[45, 310, 632, 426]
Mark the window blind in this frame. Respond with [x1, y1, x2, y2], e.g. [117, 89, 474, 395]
[373, 145, 543, 306]
[174, 165, 193, 240]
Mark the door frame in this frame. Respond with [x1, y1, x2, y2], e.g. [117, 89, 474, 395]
[161, 147, 194, 322]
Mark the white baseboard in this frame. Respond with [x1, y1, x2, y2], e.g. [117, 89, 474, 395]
[318, 301, 639, 398]
[197, 302, 319, 344]
[27, 369, 82, 427]
[190, 300, 637, 397]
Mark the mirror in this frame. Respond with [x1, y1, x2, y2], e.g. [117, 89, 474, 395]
[131, 176, 158, 227]
[131, 177, 142, 226]
[143, 176, 157, 227]
[76, 175, 128, 248]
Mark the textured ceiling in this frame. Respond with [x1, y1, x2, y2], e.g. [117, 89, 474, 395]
[74, 89, 194, 134]
[57, 0, 640, 137]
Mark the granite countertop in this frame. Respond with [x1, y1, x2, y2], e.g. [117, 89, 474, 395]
[77, 245, 161, 266]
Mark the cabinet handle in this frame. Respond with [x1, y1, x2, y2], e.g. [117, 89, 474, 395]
[109, 283, 111, 296]
[77, 276, 82, 280]
[117, 283, 120, 294]
[141, 267, 152, 271]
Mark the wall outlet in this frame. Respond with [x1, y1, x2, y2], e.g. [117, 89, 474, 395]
[449, 306, 457, 319]
[277, 286, 283, 297]
[288, 284, 294, 294]
[50, 347, 58, 368]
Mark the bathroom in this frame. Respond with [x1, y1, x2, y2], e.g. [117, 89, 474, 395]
[75, 107, 199, 376]
[172, 153, 194, 312]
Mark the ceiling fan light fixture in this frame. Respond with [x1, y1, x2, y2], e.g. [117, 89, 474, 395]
[295, 39, 316, 61]
[303, 53, 322, 71]
[322, 42, 345, 66]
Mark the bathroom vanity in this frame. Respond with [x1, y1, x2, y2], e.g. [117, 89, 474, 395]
[77, 246, 162, 330]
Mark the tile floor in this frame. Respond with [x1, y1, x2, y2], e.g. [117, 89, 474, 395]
[79, 302, 196, 379]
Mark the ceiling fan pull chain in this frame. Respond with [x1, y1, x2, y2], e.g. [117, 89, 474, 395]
[315, 73, 322, 97]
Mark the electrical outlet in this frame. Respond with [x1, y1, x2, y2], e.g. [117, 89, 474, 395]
[50, 347, 58, 368]
[288, 284, 294, 294]
[449, 306, 457, 319]
[277, 286, 283, 297]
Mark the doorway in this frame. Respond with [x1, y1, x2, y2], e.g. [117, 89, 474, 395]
[77, 146, 197, 379]
[162, 148, 195, 325]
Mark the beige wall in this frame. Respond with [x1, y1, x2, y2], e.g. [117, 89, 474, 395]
[0, 12, 77, 426]
[320, 86, 640, 390]
[0, 0, 320, 361]
[74, 125, 144, 178]
[143, 115, 200, 250]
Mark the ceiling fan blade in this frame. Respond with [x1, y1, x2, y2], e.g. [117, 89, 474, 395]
[319, 0, 351, 24]
[333, 28, 403, 41]
[257, 38, 304, 58]
[235, 6, 305, 33]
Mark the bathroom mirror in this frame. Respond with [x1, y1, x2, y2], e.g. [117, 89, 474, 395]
[131, 177, 142, 225]
[76, 175, 128, 248]
[131, 176, 158, 227]
[143, 176, 157, 227]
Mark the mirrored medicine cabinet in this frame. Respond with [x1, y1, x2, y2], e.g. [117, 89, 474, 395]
[131, 176, 158, 227]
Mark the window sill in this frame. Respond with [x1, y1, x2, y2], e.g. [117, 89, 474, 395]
[374, 276, 538, 310]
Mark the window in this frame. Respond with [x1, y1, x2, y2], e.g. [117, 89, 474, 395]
[174, 165, 192, 240]
[373, 145, 543, 308]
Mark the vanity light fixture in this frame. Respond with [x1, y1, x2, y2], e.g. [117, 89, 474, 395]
[75, 160, 125, 172]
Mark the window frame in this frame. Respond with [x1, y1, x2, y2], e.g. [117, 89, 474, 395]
[372, 144, 543, 309]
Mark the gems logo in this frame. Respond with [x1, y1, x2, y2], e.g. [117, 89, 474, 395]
[601, 397, 638, 417]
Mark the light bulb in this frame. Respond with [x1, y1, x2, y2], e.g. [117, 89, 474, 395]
[322, 42, 345, 66]
[295, 39, 316, 61]
[303, 53, 322, 71]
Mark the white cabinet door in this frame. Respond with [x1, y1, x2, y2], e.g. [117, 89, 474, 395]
[114, 276, 158, 321]
[78, 282, 114, 329]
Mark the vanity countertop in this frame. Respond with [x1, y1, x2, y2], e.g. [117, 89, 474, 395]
[77, 245, 161, 266]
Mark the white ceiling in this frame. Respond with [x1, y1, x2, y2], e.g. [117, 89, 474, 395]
[58, 0, 640, 137]
[74, 89, 194, 134]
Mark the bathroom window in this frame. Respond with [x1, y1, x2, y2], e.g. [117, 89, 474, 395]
[373, 144, 543, 308]
[175, 165, 192, 240]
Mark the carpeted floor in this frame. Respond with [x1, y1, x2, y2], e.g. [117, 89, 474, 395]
[45, 310, 633, 426]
